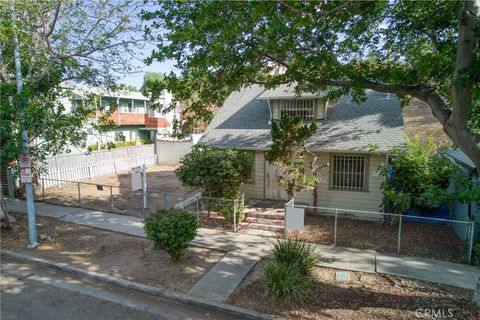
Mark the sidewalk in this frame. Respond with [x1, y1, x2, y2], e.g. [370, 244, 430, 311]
[6, 199, 480, 291]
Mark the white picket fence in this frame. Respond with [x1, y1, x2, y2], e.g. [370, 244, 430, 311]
[39, 145, 156, 188]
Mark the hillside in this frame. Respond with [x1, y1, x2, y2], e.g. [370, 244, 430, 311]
[402, 99, 452, 146]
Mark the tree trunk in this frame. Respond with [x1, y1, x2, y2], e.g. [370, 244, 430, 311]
[0, 177, 12, 230]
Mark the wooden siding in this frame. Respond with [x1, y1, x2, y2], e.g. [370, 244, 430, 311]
[246, 152, 385, 212]
[304, 153, 385, 212]
[240, 151, 265, 199]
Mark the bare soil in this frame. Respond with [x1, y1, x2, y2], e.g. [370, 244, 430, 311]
[228, 259, 479, 320]
[293, 213, 466, 263]
[35, 165, 189, 217]
[1, 213, 225, 294]
[402, 99, 452, 145]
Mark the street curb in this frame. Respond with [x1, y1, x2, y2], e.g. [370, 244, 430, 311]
[1, 250, 280, 320]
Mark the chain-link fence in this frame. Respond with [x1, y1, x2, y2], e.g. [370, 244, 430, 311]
[35, 178, 193, 217]
[287, 203, 475, 263]
[35, 178, 245, 232]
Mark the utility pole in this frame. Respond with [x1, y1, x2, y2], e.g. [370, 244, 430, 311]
[12, 8, 38, 249]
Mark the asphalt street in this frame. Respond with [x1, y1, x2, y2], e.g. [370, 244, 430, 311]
[0, 259, 240, 320]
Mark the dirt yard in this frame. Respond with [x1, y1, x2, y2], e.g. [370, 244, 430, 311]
[229, 259, 478, 320]
[293, 213, 467, 263]
[403, 99, 452, 145]
[1, 213, 225, 294]
[87, 164, 187, 192]
[36, 165, 190, 217]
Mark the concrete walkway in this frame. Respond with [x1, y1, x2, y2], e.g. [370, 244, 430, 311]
[6, 199, 480, 292]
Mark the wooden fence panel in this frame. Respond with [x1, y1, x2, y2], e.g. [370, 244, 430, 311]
[39, 145, 156, 188]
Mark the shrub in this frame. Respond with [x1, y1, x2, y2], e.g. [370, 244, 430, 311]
[473, 242, 480, 267]
[209, 193, 245, 223]
[262, 259, 313, 304]
[144, 208, 198, 260]
[272, 238, 320, 276]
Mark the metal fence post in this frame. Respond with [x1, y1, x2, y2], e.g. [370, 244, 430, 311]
[163, 192, 168, 208]
[233, 199, 237, 232]
[77, 182, 81, 206]
[397, 215, 402, 254]
[468, 221, 475, 263]
[195, 196, 200, 219]
[41, 178, 45, 201]
[334, 208, 338, 245]
[110, 186, 114, 208]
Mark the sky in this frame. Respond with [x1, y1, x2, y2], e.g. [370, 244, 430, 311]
[116, 43, 177, 90]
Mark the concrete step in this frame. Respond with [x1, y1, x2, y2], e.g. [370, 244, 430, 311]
[238, 222, 285, 233]
[244, 211, 285, 220]
[244, 217, 284, 226]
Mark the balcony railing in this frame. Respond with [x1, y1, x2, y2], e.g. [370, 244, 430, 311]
[97, 112, 170, 128]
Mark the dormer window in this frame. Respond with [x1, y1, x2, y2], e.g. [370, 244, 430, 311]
[281, 99, 314, 121]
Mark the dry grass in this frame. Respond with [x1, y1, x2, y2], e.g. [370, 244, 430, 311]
[402, 99, 452, 146]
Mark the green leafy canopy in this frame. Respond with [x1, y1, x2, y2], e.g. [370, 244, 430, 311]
[266, 116, 317, 199]
[142, 0, 480, 167]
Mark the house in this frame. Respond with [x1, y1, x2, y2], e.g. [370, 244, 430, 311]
[63, 87, 180, 151]
[199, 84, 405, 212]
[443, 148, 479, 240]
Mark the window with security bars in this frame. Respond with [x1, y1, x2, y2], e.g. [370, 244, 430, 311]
[281, 100, 314, 121]
[331, 155, 367, 191]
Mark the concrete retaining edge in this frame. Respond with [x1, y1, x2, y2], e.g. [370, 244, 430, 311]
[1, 250, 280, 320]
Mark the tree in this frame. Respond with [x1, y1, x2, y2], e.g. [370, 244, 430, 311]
[142, 0, 480, 167]
[140, 72, 217, 137]
[266, 116, 318, 200]
[176, 145, 252, 221]
[1, 0, 145, 172]
[176, 145, 252, 198]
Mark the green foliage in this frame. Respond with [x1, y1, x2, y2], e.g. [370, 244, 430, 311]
[144, 208, 198, 260]
[263, 238, 319, 304]
[142, 0, 480, 166]
[209, 195, 245, 223]
[266, 116, 317, 198]
[87, 139, 151, 152]
[271, 238, 320, 276]
[381, 138, 451, 213]
[473, 242, 480, 267]
[381, 137, 479, 214]
[1, 1, 143, 173]
[262, 259, 313, 305]
[176, 145, 251, 220]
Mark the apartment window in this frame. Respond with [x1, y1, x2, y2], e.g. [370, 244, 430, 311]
[281, 99, 314, 121]
[331, 154, 368, 191]
[243, 151, 255, 183]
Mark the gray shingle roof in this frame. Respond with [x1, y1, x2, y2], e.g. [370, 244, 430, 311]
[199, 85, 405, 153]
[257, 83, 327, 100]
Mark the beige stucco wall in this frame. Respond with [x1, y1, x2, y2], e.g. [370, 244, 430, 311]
[243, 151, 386, 212]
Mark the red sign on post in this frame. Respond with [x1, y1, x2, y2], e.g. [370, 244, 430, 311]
[20, 152, 31, 168]
[19, 152, 32, 183]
